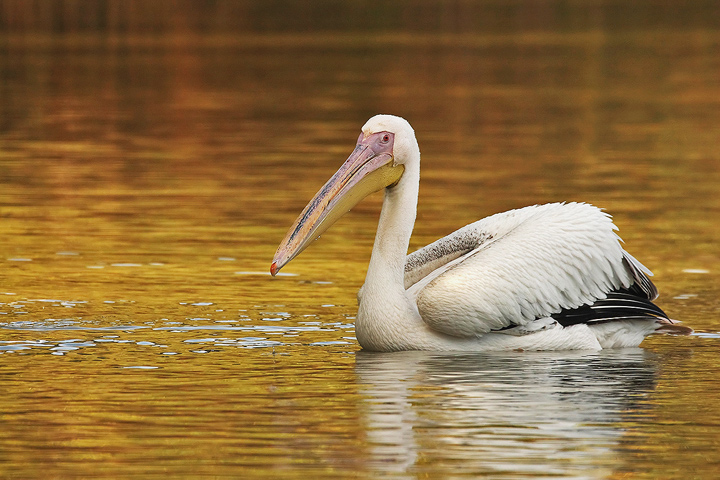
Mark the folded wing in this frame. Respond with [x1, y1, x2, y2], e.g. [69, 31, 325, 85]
[405, 203, 658, 338]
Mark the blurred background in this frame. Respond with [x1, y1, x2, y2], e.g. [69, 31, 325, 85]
[2, 0, 719, 315]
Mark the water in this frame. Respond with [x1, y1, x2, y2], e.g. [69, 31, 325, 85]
[2, 2, 720, 478]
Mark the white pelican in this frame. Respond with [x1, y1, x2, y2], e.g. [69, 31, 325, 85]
[271, 114, 690, 352]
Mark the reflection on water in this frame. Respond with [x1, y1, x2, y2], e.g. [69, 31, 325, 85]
[1, 1, 720, 478]
[357, 350, 658, 478]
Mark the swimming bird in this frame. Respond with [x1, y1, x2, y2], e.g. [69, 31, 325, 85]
[271, 114, 690, 352]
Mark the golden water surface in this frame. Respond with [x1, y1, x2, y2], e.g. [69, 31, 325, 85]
[1, 2, 719, 478]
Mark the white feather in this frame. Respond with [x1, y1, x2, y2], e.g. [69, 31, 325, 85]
[287, 114, 685, 352]
[410, 203, 635, 338]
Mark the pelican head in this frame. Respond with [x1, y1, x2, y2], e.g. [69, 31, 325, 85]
[271, 115, 417, 276]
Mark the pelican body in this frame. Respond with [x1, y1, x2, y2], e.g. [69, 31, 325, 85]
[272, 115, 689, 352]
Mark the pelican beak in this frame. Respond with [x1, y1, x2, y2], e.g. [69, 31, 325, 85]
[271, 131, 404, 276]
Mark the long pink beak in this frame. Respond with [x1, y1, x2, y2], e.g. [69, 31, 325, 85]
[271, 131, 404, 276]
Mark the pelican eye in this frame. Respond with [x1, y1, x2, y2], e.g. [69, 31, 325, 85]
[381, 134, 390, 143]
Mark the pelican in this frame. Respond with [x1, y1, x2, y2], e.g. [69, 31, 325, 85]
[271, 114, 690, 352]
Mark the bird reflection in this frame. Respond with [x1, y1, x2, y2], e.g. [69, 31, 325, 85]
[355, 349, 659, 476]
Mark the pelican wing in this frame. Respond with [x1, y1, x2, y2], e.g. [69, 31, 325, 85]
[406, 203, 655, 338]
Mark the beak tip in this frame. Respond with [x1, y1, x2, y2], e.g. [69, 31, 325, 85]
[270, 261, 279, 276]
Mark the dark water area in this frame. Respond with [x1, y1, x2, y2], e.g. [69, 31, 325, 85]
[1, 1, 720, 478]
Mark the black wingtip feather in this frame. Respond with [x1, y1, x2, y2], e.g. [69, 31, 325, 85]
[622, 252, 659, 300]
[552, 289, 669, 327]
